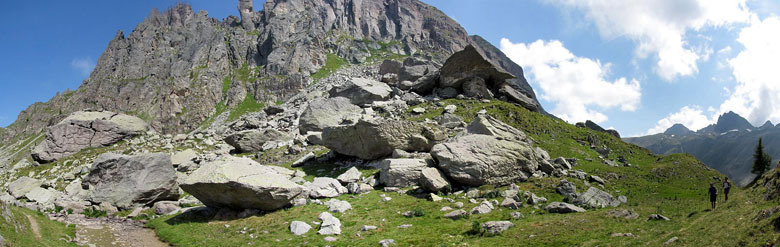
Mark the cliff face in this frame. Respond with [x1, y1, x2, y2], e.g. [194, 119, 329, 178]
[2, 0, 542, 140]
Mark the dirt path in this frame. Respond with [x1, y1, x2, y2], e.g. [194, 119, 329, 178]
[26, 215, 42, 239]
[50, 214, 168, 247]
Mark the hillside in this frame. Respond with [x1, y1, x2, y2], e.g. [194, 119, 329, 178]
[625, 111, 780, 186]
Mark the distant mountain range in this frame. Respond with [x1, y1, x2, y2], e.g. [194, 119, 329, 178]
[624, 111, 780, 186]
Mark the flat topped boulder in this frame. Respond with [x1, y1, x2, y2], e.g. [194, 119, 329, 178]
[8, 176, 43, 199]
[32, 110, 149, 163]
[329, 78, 392, 106]
[321, 119, 446, 160]
[466, 115, 527, 142]
[83, 153, 179, 210]
[180, 156, 306, 211]
[299, 97, 362, 134]
[225, 129, 292, 153]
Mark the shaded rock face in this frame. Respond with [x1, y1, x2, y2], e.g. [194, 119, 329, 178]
[299, 97, 362, 134]
[83, 153, 179, 210]
[180, 156, 305, 210]
[31, 111, 148, 163]
[321, 119, 446, 160]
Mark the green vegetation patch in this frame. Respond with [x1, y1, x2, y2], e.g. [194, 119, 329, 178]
[227, 94, 265, 122]
[0, 204, 78, 246]
[311, 53, 347, 82]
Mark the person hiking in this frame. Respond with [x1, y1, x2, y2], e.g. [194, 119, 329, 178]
[709, 183, 717, 209]
[723, 177, 731, 202]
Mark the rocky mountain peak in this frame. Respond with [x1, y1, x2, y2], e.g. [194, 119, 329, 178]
[713, 111, 754, 133]
[664, 123, 693, 136]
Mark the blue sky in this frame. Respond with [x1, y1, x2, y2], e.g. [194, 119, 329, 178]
[1, 0, 779, 137]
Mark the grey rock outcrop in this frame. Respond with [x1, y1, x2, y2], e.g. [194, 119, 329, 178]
[318, 212, 342, 235]
[225, 129, 292, 153]
[180, 156, 305, 211]
[466, 115, 527, 141]
[324, 199, 352, 213]
[83, 153, 179, 210]
[31, 111, 148, 163]
[329, 78, 392, 106]
[336, 167, 362, 184]
[431, 134, 538, 186]
[299, 97, 362, 134]
[290, 221, 312, 236]
[322, 119, 446, 160]
[481, 221, 515, 234]
[306, 177, 348, 198]
[419, 167, 450, 192]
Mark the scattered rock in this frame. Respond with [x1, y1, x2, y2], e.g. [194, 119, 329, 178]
[180, 156, 305, 211]
[526, 193, 547, 205]
[648, 214, 670, 221]
[544, 202, 586, 213]
[325, 199, 352, 213]
[482, 221, 515, 234]
[225, 129, 291, 153]
[153, 201, 180, 215]
[318, 212, 342, 235]
[337, 167, 362, 184]
[290, 221, 312, 236]
[430, 193, 443, 202]
[500, 197, 521, 209]
[362, 225, 378, 231]
[7, 176, 43, 199]
[444, 209, 468, 220]
[470, 200, 494, 215]
[84, 153, 179, 210]
[664, 237, 678, 245]
[379, 239, 396, 247]
[347, 182, 373, 194]
[589, 175, 606, 185]
[324, 236, 338, 242]
[573, 187, 621, 209]
[419, 167, 451, 192]
[606, 209, 639, 220]
[397, 224, 413, 229]
[291, 152, 315, 167]
[306, 177, 349, 198]
[510, 212, 525, 219]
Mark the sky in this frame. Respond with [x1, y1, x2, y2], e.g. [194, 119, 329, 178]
[1, 0, 779, 137]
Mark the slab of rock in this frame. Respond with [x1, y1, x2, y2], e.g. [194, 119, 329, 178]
[649, 214, 670, 221]
[606, 209, 639, 219]
[224, 129, 292, 153]
[291, 152, 315, 167]
[321, 119, 446, 160]
[325, 199, 352, 213]
[556, 180, 577, 201]
[329, 78, 392, 106]
[551, 157, 572, 170]
[500, 197, 521, 209]
[346, 182, 373, 194]
[337, 167, 362, 184]
[290, 221, 312, 236]
[431, 134, 538, 186]
[544, 202, 586, 213]
[299, 97, 362, 134]
[153, 201, 181, 215]
[24, 187, 54, 205]
[573, 187, 621, 208]
[482, 221, 515, 234]
[419, 167, 450, 192]
[306, 177, 348, 198]
[171, 149, 198, 167]
[379, 159, 427, 187]
[318, 212, 342, 235]
[7, 176, 43, 199]
[32, 111, 148, 163]
[466, 115, 527, 142]
[83, 153, 179, 210]
[444, 209, 468, 220]
[470, 200, 494, 215]
[180, 156, 305, 211]
[526, 193, 547, 205]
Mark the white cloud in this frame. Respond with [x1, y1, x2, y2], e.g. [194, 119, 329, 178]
[720, 16, 780, 125]
[645, 105, 714, 135]
[549, 0, 751, 81]
[500, 38, 641, 124]
[71, 57, 95, 77]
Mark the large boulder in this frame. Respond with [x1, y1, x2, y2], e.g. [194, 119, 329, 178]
[431, 134, 539, 186]
[225, 129, 292, 153]
[321, 119, 446, 160]
[438, 45, 539, 111]
[378, 159, 428, 187]
[306, 177, 348, 198]
[466, 115, 527, 142]
[545, 202, 586, 213]
[419, 167, 451, 192]
[31, 111, 148, 163]
[7, 176, 43, 199]
[329, 78, 392, 106]
[180, 156, 306, 210]
[24, 187, 55, 205]
[572, 187, 621, 208]
[299, 97, 362, 134]
[83, 153, 179, 210]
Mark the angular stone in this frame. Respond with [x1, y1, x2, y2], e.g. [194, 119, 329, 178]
[306, 177, 348, 198]
[84, 153, 179, 210]
[481, 221, 515, 234]
[329, 78, 392, 106]
[325, 199, 352, 213]
[544, 202, 586, 213]
[556, 180, 577, 201]
[444, 209, 468, 220]
[431, 134, 538, 186]
[24, 188, 54, 205]
[337, 167, 362, 184]
[379, 159, 427, 187]
[470, 200, 494, 215]
[573, 187, 621, 209]
[318, 212, 342, 235]
[225, 129, 291, 153]
[153, 201, 180, 215]
[290, 221, 312, 236]
[419, 167, 450, 192]
[7, 176, 43, 199]
[180, 156, 305, 211]
[32, 111, 148, 163]
[171, 149, 198, 167]
[321, 119, 445, 160]
[299, 97, 362, 134]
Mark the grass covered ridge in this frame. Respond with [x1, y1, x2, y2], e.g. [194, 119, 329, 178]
[149, 99, 778, 246]
[0, 203, 77, 247]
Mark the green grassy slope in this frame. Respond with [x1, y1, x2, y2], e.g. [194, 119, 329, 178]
[0, 203, 77, 247]
[147, 99, 774, 246]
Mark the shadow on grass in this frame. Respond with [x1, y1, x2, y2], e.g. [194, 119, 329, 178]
[164, 206, 273, 226]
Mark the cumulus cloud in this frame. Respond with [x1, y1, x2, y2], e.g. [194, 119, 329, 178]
[71, 57, 95, 77]
[500, 38, 641, 124]
[645, 105, 714, 135]
[548, 0, 751, 80]
[720, 16, 780, 125]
